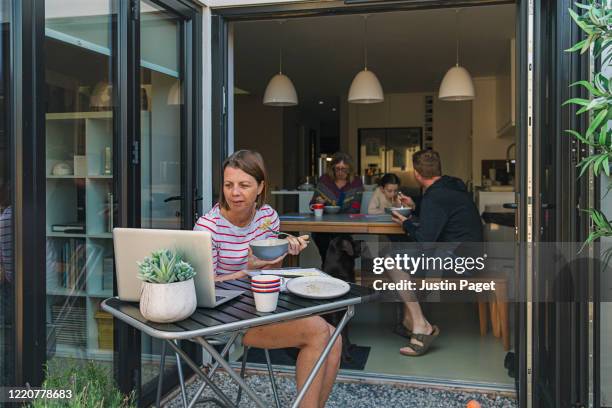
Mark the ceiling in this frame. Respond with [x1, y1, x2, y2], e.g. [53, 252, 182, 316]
[233, 3, 516, 108]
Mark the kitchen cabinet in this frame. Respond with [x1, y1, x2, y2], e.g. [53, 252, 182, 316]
[496, 38, 516, 139]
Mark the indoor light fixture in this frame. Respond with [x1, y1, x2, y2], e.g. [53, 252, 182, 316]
[438, 9, 475, 101]
[167, 81, 181, 105]
[348, 15, 384, 104]
[263, 21, 298, 107]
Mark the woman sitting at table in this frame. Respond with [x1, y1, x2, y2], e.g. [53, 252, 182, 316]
[367, 173, 402, 215]
[310, 152, 364, 264]
[194, 150, 342, 408]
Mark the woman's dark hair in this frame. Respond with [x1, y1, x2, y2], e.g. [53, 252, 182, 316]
[219, 150, 267, 210]
[379, 173, 400, 187]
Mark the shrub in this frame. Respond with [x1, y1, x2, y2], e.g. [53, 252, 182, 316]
[30, 360, 134, 408]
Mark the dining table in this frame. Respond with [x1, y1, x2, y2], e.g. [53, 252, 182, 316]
[279, 213, 405, 235]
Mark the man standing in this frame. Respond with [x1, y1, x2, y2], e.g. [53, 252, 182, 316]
[390, 150, 483, 356]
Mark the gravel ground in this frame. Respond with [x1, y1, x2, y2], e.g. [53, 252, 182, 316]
[163, 371, 517, 408]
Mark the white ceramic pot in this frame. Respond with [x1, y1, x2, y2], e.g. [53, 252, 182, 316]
[139, 279, 197, 323]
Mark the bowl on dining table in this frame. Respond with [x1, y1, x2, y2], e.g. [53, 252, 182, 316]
[249, 238, 289, 260]
[385, 207, 412, 217]
[323, 205, 341, 214]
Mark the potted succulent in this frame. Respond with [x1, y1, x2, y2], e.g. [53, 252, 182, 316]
[137, 249, 197, 323]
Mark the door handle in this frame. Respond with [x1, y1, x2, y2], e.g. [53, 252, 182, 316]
[164, 195, 182, 203]
[502, 203, 553, 210]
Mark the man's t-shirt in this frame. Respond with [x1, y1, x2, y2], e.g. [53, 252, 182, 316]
[402, 176, 483, 243]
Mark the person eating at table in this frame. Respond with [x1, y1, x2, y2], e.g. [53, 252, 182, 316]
[367, 173, 405, 215]
[194, 149, 342, 408]
[309, 152, 364, 264]
[389, 149, 483, 357]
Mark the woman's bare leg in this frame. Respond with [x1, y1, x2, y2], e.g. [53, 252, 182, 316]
[242, 316, 342, 408]
[318, 324, 342, 407]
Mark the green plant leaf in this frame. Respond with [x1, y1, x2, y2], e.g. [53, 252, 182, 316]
[599, 122, 608, 145]
[570, 79, 604, 96]
[565, 129, 594, 145]
[587, 108, 608, 137]
[566, 38, 589, 52]
[574, 2, 591, 10]
[563, 97, 590, 107]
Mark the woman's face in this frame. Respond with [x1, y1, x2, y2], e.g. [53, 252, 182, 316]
[223, 166, 264, 212]
[333, 161, 350, 182]
[381, 183, 399, 201]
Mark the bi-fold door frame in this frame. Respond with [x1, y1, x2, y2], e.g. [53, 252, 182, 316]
[115, 0, 203, 406]
[9, 0, 203, 406]
[210, 1, 596, 407]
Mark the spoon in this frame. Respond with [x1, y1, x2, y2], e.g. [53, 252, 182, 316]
[262, 225, 310, 242]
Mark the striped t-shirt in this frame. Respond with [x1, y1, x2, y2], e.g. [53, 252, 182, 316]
[0, 206, 12, 283]
[193, 204, 280, 275]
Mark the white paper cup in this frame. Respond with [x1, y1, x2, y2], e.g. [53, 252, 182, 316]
[252, 275, 280, 285]
[253, 290, 279, 312]
[314, 208, 324, 217]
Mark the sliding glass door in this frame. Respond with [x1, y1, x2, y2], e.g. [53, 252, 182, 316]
[0, 0, 12, 388]
[44, 0, 117, 375]
[138, 0, 185, 391]
[39, 0, 200, 402]
[131, 1, 199, 403]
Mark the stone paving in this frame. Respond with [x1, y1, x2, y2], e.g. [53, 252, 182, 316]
[164, 371, 517, 408]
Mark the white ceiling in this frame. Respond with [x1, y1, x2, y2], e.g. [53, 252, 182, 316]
[233, 3, 516, 104]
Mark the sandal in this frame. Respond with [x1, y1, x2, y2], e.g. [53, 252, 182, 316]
[399, 325, 440, 357]
[393, 323, 412, 339]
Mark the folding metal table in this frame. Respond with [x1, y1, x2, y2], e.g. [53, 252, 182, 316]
[101, 278, 376, 408]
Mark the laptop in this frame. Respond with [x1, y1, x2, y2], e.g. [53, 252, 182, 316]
[113, 228, 243, 308]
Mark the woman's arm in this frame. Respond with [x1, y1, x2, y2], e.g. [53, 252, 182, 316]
[368, 190, 383, 214]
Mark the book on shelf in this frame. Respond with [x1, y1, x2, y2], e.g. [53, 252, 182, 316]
[53, 238, 87, 291]
[51, 223, 85, 233]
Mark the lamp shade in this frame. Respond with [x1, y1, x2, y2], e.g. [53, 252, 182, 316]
[438, 65, 475, 101]
[167, 81, 181, 105]
[263, 73, 298, 106]
[348, 69, 384, 104]
[90, 82, 112, 108]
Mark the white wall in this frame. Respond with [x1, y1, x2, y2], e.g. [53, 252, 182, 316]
[471, 77, 514, 186]
[433, 98, 472, 182]
[233, 95, 284, 191]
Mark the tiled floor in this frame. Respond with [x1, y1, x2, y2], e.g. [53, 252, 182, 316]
[348, 302, 514, 385]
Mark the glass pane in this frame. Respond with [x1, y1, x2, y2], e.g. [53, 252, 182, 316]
[0, 0, 13, 387]
[44, 0, 116, 376]
[139, 0, 183, 387]
[385, 128, 422, 196]
[359, 129, 385, 184]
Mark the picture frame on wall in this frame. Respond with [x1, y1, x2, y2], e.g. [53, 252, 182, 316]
[364, 137, 380, 156]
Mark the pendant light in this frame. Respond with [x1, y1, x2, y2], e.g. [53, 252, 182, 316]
[348, 15, 384, 104]
[263, 21, 298, 106]
[438, 9, 475, 101]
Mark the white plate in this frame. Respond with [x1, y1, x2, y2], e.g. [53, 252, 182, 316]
[286, 276, 350, 299]
[245, 268, 325, 278]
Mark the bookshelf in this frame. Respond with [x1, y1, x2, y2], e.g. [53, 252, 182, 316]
[46, 111, 116, 360]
